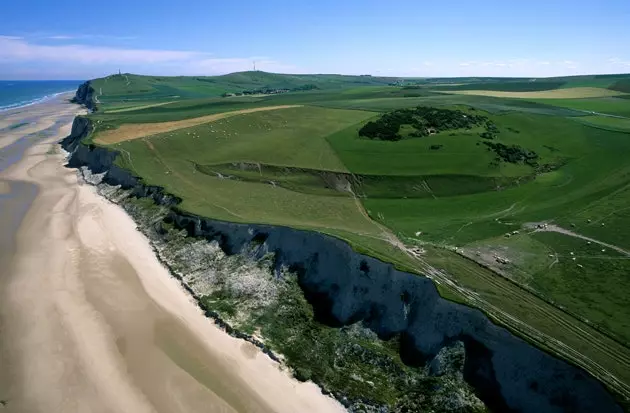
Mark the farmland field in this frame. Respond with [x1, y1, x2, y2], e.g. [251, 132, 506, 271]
[79, 71, 630, 403]
[527, 97, 630, 117]
[440, 87, 627, 99]
[575, 115, 630, 132]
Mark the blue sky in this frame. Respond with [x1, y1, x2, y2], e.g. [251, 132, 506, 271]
[1, 0, 629, 79]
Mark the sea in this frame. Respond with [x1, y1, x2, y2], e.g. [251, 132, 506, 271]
[0, 80, 83, 112]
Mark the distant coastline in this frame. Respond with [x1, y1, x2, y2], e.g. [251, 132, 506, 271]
[0, 80, 83, 112]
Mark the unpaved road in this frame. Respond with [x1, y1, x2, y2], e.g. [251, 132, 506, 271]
[526, 222, 630, 257]
[105, 101, 177, 114]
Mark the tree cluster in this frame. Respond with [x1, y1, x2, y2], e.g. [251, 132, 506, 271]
[292, 84, 319, 91]
[358, 106, 487, 141]
[483, 141, 539, 166]
[480, 121, 500, 139]
[222, 84, 319, 97]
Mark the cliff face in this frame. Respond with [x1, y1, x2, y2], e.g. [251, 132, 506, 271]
[61, 114, 623, 413]
[71, 81, 96, 111]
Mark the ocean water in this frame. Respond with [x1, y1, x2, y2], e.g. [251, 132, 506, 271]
[0, 80, 83, 112]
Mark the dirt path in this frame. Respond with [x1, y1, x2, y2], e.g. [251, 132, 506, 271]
[106, 101, 177, 113]
[94, 105, 303, 145]
[526, 223, 630, 257]
[579, 110, 630, 120]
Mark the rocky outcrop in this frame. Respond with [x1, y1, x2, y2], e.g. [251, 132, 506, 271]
[71, 81, 96, 111]
[60, 113, 624, 413]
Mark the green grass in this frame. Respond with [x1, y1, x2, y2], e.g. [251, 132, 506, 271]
[609, 79, 630, 93]
[526, 96, 630, 117]
[432, 80, 566, 92]
[465, 230, 630, 344]
[119, 106, 371, 171]
[574, 115, 630, 133]
[355, 117, 630, 346]
[90, 71, 405, 110]
[113, 106, 384, 238]
[425, 74, 630, 91]
[529, 232, 630, 341]
[327, 109, 579, 177]
[316, 93, 588, 117]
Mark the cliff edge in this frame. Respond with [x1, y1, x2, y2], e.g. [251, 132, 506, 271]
[71, 81, 96, 112]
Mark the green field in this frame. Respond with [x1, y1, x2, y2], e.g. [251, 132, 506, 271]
[90, 71, 407, 108]
[82, 71, 630, 402]
[575, 115, 630, 133]
[527, 97, 630, 117]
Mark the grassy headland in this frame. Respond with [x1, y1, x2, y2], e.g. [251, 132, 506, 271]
[78, 71, 630, 403]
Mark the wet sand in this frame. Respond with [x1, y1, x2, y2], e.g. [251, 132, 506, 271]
[0, 98, 344, 413]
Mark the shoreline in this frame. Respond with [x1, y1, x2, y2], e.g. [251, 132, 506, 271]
[0, 90, 78, 113]
[0, 97, 344, 412]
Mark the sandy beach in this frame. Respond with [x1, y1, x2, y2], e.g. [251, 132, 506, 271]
[0, 97, 344, 413]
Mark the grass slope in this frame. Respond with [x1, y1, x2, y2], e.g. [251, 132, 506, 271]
[90, 71, 401, 109]
[113, 106, 382, 237]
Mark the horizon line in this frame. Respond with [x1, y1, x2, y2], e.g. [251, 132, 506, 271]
[2, 70, 630, 82]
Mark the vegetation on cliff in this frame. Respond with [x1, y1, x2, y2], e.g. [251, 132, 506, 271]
[109, 191, 487, 412]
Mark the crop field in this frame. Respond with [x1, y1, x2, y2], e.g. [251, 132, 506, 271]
[83, 71, 630, 402]
[440, 87, 628, 99]
[527, 97, 630, 117]
[93, 105, 304, 144]
[432, 80, 567, 92]
[575, 115, 630, 133]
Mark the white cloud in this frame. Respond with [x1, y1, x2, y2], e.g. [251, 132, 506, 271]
[46, 34, 137, 41]
[607, 57, 630, 67]
[47, 35, 75, 40]
[0, 36, 203, 64]
[562, 60, 578, 70]
[188, 58, 297, 74]
[0, 35, 298, 77]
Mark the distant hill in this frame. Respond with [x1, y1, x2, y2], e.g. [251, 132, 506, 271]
[89, 71, 401, 105]
[428, 73, 630, 92]
[87, 71, 630, 110]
